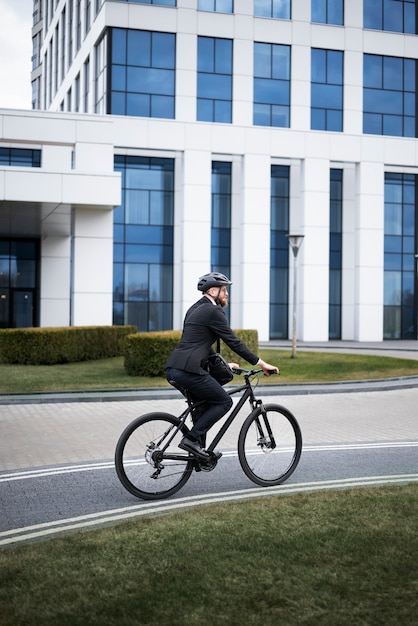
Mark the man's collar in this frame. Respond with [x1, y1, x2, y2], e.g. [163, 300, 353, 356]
[204, 293, 217, 306]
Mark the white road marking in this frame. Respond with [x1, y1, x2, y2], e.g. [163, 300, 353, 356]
[1, 473, 418, 548]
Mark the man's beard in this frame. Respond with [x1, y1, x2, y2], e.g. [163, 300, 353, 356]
[218, 295, 229, 308]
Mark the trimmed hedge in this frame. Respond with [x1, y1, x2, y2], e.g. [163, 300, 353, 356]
[0, 326, 137, 365]
[124, 329, 259, 377]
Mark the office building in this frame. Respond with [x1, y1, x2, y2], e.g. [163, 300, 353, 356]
[1, 0, 417, 341]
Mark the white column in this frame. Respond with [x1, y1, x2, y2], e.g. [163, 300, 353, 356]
[233, 6, 253, 127]
[173, 149, 212, 327]
[341, 163, 356, 340]
[354, 161, 385, 340]
[175, 27, 197, 123]
[291, 0, 311, 132]
[40, 236, 71, 327]
[299, 156, 330, 341]
[71, 207, 113, 326]
[238, 153, 271, 341]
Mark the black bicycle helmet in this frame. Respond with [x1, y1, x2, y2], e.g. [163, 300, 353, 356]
[197, 272, 232, 292]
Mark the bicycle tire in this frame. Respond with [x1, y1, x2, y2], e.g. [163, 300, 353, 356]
[115, 412, 193, 500]
[238, 403, 302, 487]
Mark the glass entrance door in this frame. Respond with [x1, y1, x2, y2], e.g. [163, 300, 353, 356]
[0, 289, 9, 328]
[0, 289, 35, 328]
[13, 291, 34, 328]
[0, 239, 39, 328]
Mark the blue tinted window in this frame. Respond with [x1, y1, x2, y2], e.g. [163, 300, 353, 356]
[364, 0, 415, 34]
[384, 173, 416, 338]
[311, 49, 343, 132]
[110, 28, 175, 119]
[254, 0, 290, 19]
[254, 43, 290, 127]
[197, 37, 232, 123]
[0, 148, 41, 167]
[363, 54, 416, 138]
[329, 169, 343, 339]
[198, 0, 233, 12]
[211, 162, 231, 319]
[121, 0, 176, 5]
[270, 165, 290, 340]
[113, 155, 174, 331]
[312, 0, 344, 25]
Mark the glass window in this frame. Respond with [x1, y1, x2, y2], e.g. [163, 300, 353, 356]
[211, 162, 231, 290]
[311, 49, 343, 132]
[197, 37, 232, 123]
[94, 31, 108, 114]
[0, 239, 39, 328]
[329, 169, 343, 339]
[113, 155, 174, 331]
[254, 0, 290, 19]
[254, 43, 290, 128]
[270, 165, 290, 339]
[116, 0, 176, 5]
[198, 0, 233, 12]
[311, 0, 343, 25]
[384, 173, 416, 339]
[0, 148, 41, 168]
[110, 28, 175, 119]
[364, 0, 415, 34]
[363, 54, 415, 138]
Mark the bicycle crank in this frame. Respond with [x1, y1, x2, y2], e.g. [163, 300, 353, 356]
[195, 450, 222, 472]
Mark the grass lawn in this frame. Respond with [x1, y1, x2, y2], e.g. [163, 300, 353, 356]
[0, 484, 417, 625]
[1, 350, 418, 393]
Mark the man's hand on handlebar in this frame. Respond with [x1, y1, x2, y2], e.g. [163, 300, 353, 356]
[257, 359, 279, 376]
[230, 360, 279, 377]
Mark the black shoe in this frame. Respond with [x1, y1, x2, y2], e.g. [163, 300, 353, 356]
[179, 437, 210, 460]
[211, 450, 222, 460]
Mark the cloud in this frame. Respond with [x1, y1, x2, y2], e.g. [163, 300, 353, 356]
[0, 0, 32, 109]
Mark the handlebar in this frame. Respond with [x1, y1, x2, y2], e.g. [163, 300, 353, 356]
[231, 367, 278, 377]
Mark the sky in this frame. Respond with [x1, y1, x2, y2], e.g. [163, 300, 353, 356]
[0, 0, 33, 109]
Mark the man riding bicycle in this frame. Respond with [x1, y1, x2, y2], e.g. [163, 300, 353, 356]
[165, 272, 279, 460]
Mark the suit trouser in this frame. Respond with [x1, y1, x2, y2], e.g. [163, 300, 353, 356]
[166, 367, 233, 441]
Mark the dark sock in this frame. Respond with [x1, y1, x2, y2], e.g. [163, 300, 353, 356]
[187, 435, 198, 443]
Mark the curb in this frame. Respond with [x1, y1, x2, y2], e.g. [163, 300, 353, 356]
[1, 375, 418, 405]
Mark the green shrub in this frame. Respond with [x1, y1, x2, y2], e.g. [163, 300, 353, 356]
[218, 330, 258, 364]
[124, 331, 181, 377]
[124, 329, 259, 377]
[0, 326, 137, 365]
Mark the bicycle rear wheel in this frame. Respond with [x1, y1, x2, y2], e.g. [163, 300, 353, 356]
[115, 412, 193, 500]
[238, 403, 302, 487]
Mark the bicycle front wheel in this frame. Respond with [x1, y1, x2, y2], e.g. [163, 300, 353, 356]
[238, 404, 302, 487]
[115, 412, 193, 500]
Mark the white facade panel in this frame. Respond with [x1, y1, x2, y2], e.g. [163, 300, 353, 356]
[40, 236, 71, 327]
[71, 208, 113, 325]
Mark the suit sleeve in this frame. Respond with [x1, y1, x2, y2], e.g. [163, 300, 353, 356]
[210, 307, 259, 365]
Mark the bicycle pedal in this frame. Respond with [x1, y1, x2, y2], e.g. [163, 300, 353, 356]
[208, 450, 222, 460]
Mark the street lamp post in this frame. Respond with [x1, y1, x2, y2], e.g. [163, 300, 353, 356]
[286, 234, 305, 358]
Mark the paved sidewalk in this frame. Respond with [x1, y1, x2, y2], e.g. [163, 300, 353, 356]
[260, 339, 418, 359]
[1, 341, 417, 472]
[1, 387, 418, 472]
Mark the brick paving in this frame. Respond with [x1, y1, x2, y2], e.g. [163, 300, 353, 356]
[1, 387, 417, 472]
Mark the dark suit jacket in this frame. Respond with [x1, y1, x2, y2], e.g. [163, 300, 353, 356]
[165, 296, 259, 374]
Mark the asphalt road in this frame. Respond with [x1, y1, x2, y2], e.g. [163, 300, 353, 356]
[1, 386, 417, 547]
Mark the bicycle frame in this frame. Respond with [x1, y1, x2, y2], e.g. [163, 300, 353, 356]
[115, 368, 302, 498]
[162, 370, 266, 461]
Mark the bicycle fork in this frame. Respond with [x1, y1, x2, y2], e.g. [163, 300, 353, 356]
[254, 401, 277, 451]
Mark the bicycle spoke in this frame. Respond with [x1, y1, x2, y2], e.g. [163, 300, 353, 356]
[238, 404, 302, 486]
[115, 413, 193, 500]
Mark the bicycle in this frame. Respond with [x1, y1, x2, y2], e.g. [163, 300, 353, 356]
[115, 367, 302, 500]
